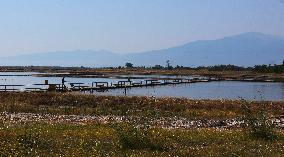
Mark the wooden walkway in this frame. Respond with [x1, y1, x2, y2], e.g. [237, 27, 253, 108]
[71, 78, 211, 92]
[1, 75, 280, 93]
[0, 77, 213, 93]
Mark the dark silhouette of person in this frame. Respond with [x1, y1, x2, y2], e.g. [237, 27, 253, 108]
[62, 77, 66, 89]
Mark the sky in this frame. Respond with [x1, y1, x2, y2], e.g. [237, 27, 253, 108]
[0, 0, 284, 56]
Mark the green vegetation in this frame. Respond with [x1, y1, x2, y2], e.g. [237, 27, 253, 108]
[125, 62, 134, 68]
[0, 93, 283, 120]
[187, 64, 284, 73]
[120, 62, 284, 74]
[0, 122, 284, 156]
[0, 93, 283, 156]
[253, 64, 284, 73]
[241, 100, 278, 141]
[2, 61, 283, 73]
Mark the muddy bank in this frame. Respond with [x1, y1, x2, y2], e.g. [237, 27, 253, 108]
[0, 66, 283, 82]
[32, 71, 284, 82]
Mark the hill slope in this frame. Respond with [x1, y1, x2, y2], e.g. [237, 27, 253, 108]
[1, 32, 283, 67]
[125, 32, 284, 66]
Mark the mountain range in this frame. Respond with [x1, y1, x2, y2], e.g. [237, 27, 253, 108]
[1, 32, 283, 67]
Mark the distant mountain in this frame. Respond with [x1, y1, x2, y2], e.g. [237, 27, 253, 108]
[1, 32, 284, 67]
[0, 50, 122, 67]
[125, 32, 284, 66]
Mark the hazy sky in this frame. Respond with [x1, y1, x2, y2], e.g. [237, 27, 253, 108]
[0, 0, 284, 56]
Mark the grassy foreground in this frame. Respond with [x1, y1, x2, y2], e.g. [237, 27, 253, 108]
[0, 92, 283, 156]
[0, 122, 283, 156]
[0, 92, 283, 119]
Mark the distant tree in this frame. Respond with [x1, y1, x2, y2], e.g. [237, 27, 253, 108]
[125, 62, 134, 68]
[166, 60, 170, 69]
[175, 65, 184, 69]
[152, 65, 164, 70]
[283, 59, 284, 66]
[166, 60, 173, 70]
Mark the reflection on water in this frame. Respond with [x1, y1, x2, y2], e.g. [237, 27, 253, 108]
[0, 72, 283, 101]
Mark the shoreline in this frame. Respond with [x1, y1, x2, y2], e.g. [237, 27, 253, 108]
[0, 67, 283, 82]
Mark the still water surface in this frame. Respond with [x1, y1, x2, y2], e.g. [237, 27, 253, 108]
[0, 72, 283, 101]
[95, 81, 284, 101]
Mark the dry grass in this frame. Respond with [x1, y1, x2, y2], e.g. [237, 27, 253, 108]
[0, 92, 283, 156]
[0, 92, 283, 120]
[0, 122, 283, 156]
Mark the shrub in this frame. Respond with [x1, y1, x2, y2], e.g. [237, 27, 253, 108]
[241, 100, 277, 140]
[112, 123, 166, 151]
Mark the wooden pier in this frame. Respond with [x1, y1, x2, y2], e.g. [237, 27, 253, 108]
[71, 77, 211, 92]
[0, 85, 25, 92]
[0, 77, 213, 93]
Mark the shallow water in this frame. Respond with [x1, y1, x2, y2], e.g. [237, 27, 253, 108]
[0, 72, 283, 101]
[0, 72, 125, 90]
[94, 81, 284, 101]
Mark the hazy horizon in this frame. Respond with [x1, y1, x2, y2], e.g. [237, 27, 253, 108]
[2, 31, 282, 57]
[0, 0, 284, 57]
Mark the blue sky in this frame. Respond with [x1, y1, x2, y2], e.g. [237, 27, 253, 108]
[0, 0, 284, 56]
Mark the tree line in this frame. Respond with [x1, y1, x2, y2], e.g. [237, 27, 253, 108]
[122, 60, 284, 73]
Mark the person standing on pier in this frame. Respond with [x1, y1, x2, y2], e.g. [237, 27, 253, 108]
[62, 77, 66, 90]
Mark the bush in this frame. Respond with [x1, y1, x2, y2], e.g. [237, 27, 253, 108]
[112, 123, 166, 151]
[241, 100, 277, 140]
